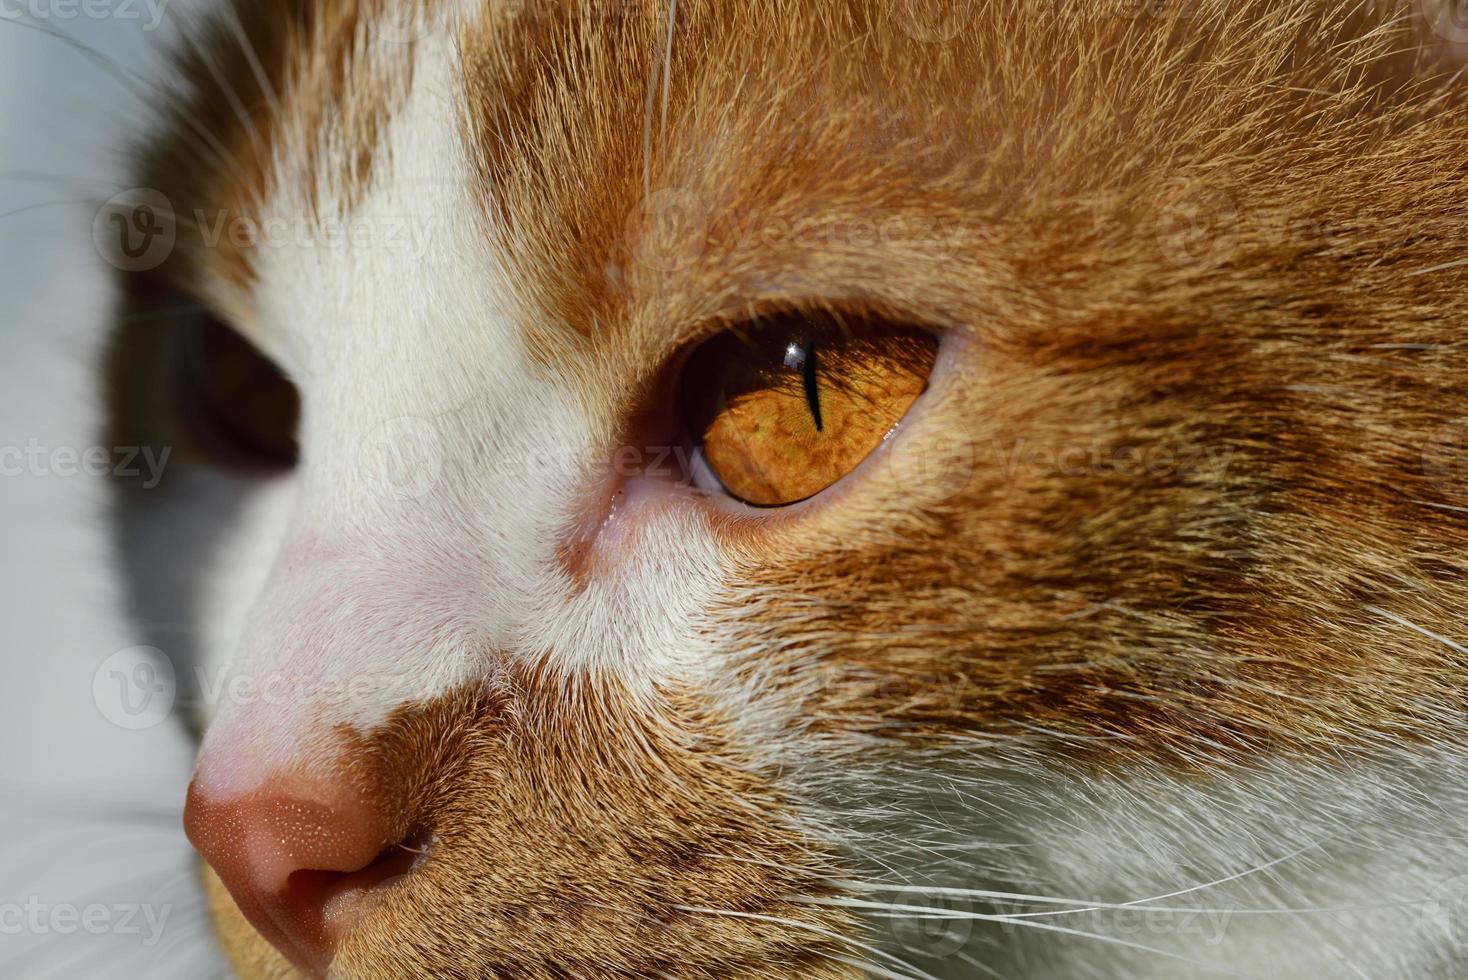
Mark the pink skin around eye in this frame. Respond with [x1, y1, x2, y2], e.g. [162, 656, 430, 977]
[556, 456, 697, 583]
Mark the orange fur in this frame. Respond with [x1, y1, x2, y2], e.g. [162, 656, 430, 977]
[462, 0, 1468, 760]
[109, 0, 1468, 976]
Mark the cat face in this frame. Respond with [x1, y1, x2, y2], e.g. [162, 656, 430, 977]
[104, 0, 1468, 977]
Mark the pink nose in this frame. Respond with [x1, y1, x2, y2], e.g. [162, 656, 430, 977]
[183, 774, 410, 977]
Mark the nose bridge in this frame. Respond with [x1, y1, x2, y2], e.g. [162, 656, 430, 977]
[189, 327, 594, 794]
[184, 526, 464, 976]
[191, 526, 480, 799]
[288, 335, 596, 576]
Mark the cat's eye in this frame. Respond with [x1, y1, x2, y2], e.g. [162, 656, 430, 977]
[177, 312, 300, 469]
[677, 311, 939, 507]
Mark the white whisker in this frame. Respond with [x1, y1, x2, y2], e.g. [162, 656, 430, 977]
[1364, 604, 1468, 658]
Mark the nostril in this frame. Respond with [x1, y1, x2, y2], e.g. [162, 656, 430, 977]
[295, 831, 432, 930]
[183, 778, 426, 979]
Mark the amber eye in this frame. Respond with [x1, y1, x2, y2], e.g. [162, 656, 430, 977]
[176, 312, 300, 469]
[677, 310, 939, 507]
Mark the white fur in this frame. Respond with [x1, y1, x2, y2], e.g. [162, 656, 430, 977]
[185, 15, 725, 799]
[794, 740, 1468, 979]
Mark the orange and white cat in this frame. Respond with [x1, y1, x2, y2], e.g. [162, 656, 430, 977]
[99, 0, 1468, 977]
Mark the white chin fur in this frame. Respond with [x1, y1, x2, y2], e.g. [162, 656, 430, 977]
[808, 740, 1468, 979]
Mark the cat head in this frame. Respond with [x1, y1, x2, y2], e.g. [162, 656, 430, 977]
[103, 0, 1468, 976]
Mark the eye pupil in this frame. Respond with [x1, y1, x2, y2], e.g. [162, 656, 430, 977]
[801, 340, 824, 433]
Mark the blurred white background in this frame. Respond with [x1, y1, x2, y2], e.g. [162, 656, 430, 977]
[0, 3, 222, 977]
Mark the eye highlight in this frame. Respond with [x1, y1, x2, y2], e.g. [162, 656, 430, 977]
[677, 310, 938, 507]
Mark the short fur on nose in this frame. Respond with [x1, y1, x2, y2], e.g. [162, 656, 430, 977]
[183, 773, 410, 978]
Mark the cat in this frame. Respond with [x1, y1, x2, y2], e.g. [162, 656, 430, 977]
[95, 0, 1468, 977]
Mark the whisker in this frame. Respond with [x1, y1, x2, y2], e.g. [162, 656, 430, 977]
[0, 199, 96, 224]
[802, 892, 1426, 922]
[832, 836, 1326, 913]
[0, 14, 256, 197]
[822, 952, 936, 980]
[659, 0, 677, 157]
[0, 170, 123, 193]
[177, 20, 266, 160]
[0, 15, 157, 101]
[1364, 604, 1468, 658]
[1411, 499, 1468, 514]
[797, 897, 1255, 978]
[952, 950, 1006, 980]
[219, 0, 283, 125]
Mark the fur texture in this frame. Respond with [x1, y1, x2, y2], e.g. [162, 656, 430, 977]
[105, 0, 1468, 977]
